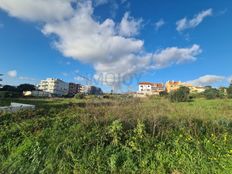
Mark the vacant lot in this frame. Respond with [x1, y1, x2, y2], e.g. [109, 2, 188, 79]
[1, 97, 232, 173]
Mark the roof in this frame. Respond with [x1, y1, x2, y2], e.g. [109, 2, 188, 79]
[166, 81, 181, 85]
[139, 82, 164, 87]
[139, 82, 154, 85]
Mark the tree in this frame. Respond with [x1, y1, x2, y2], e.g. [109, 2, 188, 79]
[0, 74, 3, 88]
[17, 84, 36, 92]
[159, 91, 168, 97]
[227, 85, 232, 98]
[205, 86, 212, 89]
[203, 88, 220, 99]
[169, 86, 190, 102]
[0, 85, 18, 92]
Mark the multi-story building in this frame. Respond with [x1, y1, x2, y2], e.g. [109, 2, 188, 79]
[38, 78, 69, 96]
[68, 83, 81, 96]
[165, 81, 184, 93]
[165, 80, 206, 93]
[80, 85, 103, 95]
[138, 82, 164, 95]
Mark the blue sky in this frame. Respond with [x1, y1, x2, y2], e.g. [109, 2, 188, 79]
[0, 0, 232, 92]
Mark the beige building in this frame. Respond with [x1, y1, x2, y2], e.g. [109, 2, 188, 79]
[165, 80, 206, 93]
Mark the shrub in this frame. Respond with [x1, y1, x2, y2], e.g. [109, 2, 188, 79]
[103, 95, 111, 99]
[203, 88, 220, 99]
[159, 91, 168, 97]
[169, 86, 190, 102]
[227, 85, 232, 98]
[0, 91, 21, 98]
[74, 93, 85, 99]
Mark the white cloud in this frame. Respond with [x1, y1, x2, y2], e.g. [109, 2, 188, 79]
[187, 75, 225, 86]
[152, 44, 201, 69]
[227, 76, 232, 83]
[176, 8, 213, 32]
[94, 0, 108, 6]
[61, 72, 68, 77]
[0, 0, 74, 22]
[7, 70, 17, 78]
[0, 1, 202, 88]
[42, 4, 144, 64]
[118, 12, 142, 37]
[18, 76, 36, 81]
[155, 19, 165, 30]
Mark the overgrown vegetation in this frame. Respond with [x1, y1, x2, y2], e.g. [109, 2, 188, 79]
[227, 85, 232, 98]
[203, 88, 220, 99]
[0, 84, 36, 99]
[1, 97, 232, 173]
[74, 93, 85, 99]
[169, 86, 190, 102]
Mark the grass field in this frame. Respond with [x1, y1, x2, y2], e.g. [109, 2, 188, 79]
[1, 97, 232, 173]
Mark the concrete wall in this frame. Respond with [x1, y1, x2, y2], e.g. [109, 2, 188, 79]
[0, 102, 35, 113]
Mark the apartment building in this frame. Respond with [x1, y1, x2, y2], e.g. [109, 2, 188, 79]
[165, 81, 183, 93]
[80, 85, 103, 95]
[68, 83, 81, 96]
[138, 82, 164, 95]
[38, 78, 69, 96]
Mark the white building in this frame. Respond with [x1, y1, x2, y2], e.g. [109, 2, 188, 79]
[137, 82, 164, 96]
[23, 90, 51, 97]
[38, 78, 69, 96]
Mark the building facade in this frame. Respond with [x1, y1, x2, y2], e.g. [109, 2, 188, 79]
[23, 90, 51, 97]
[165, 81, 184, 93]
[68, 83, 81, 96]
[165, 80, 206, 93]
[38, 78, 69, 96]
[138, 82, 164, 95]
[80, 85, 103, 95]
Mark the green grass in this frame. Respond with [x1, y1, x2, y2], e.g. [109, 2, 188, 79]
[1, 97, 232, 173]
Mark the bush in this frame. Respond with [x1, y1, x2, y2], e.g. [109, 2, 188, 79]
[159, 91, 168, 97]
[203, 88, 220, 99]
[227, 85, 232, 98]
[0, 91, 21, 98]
[169, 86, 190, 102]
[74, 93, 85, 99]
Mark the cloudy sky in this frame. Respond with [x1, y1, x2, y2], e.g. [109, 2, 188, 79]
[0, 0, 231, 92]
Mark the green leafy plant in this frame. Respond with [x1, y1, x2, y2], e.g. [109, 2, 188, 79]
[203, 88, 220, 99]
[74, 93, 85, 99]
[169, 86, 190, 102]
